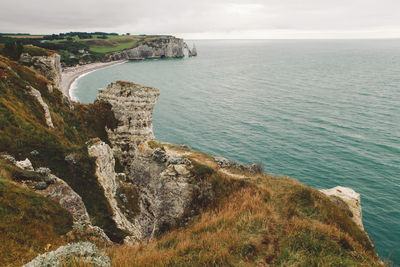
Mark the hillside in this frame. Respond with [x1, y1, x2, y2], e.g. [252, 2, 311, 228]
[0, 52, 383, 266]
[0, 33, 184, 66]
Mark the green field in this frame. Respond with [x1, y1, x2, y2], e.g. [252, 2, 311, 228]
[46, 35, 142, 54]
[89, 39, 139, 53]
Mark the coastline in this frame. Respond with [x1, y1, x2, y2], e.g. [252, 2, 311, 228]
[61, 60, 127, 100]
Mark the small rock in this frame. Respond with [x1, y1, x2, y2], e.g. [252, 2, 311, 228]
[167, 157, 191, 166]
[214, 156, 230, 168]
[30, 150, 39, 156]
[44, 174, 57, 184]
[65, 153, 78, 165]
[152, 148, 168, 163]
[35, 167, 51, 176]
[180, 144, 191, 151]
[35, 181, 48, 190]
[320, 186, 364, 230]
[174, 165, 190, 176]
[23, 242, 111, 267]
[0, 154, 16, 164]
[15, 158, 34, 170]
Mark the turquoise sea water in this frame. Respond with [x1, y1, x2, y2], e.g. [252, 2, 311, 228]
[73, 40, 400, 264]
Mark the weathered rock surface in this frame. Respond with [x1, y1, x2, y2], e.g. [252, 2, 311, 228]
[38, 175, 91, 225]
[111, 36, 186, 60]
[320, 186, 364, 230]
[214, 156, 263, 173]
[15, 158, 34, 170]
[98, 81, 159, 167]
[88, 140, 141, 238]
[20, 52, 62, 88]
[190, 44, 197, 57]
[126, 153, 195, 241]
[6, 154, 111, 245]
[184, 42, 197, 57]
[23, 242, 111, 267]
[94, 81, 214, 243]
[28, 86, 54, 128]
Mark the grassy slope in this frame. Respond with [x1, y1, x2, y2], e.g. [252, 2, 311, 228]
[48, 35, 142, 54]
[0, 55, 127, 242]
[0, 160, 72, 266]
[108, 143, 382, 266]
[0, 55, 382, 266]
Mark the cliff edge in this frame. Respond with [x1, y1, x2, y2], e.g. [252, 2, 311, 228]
[0, 54, 383, 266]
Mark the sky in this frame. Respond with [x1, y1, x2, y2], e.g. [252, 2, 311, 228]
[1, 0, 400, 39]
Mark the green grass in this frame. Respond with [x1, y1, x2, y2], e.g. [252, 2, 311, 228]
[47, 35, 141, 54]
[89, 40, 139, 53]
[0, 170, 72, 266]
[0, 55, 127, 242]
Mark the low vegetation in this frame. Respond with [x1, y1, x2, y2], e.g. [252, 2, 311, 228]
[108, 172, 381, 266]
[0, 32, 172, 66]
[0, 160, 72, 266]
[0, 55, 126, 242]
[106, 142, 382, 266]
[0, 49, 383, 266]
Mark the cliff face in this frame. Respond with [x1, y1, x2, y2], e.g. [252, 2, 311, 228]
[111, 36, 185, 60]
[96, 81, 208, 243]
[19, 52, 62, 89]
[98, 81, 160, 167]
[0, 53, 383, 266]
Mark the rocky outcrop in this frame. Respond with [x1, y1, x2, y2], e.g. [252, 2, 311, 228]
[98, 81, 159, 167]
[127, 148, 197, 241]
[190, 44, 197, 57]
[88, 140, 141, 239]
[320, 186, 364, 230]
[111, 36, 185, 60]
[91, 81, 212, 243]
[34, 166, 111, 245]
[3, 154, 111, 245]
[87, 139, 196, 243]
[15, 158, 34, 170]
[38, 175, 91, 225]
[23, 242, 111, 267]
[184, 42, 197, 57]
[20, 52, 62, 88]
[28, 86, 54, 128]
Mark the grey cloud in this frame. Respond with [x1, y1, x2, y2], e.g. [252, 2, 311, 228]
[1, 0, 400, 37]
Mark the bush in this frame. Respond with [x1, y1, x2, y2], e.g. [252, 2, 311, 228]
[2, 41, 23, 60]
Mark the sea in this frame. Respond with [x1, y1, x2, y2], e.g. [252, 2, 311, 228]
[72, 39, 400, 264]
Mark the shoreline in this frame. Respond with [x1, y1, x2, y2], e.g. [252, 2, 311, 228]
[61, 60, 128, 100]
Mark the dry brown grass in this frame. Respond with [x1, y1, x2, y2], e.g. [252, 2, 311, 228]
[107, 170, 382, 266]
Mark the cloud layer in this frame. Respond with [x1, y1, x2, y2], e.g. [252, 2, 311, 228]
[2, 0, 400, 38]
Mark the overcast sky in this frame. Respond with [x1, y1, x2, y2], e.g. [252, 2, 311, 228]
[1, 0, 400, 39]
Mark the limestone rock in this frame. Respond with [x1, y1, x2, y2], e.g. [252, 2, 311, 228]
[98, 81, 160, 167]
[28, 86, 54, 128]
[35, 181, 48, 190]
[20, 52, 62, 88]
[88, 140, 141, 239]
[0, 153, 17, 164]
[15, 158, 34, 170]
[320, 186, 364, 230]
[190, 44, 197, 57]
[38, 176, 92, 225]
[111, 36, 185, 60]
[128, 156, 194, 240]
[23, 242, 111, 267]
